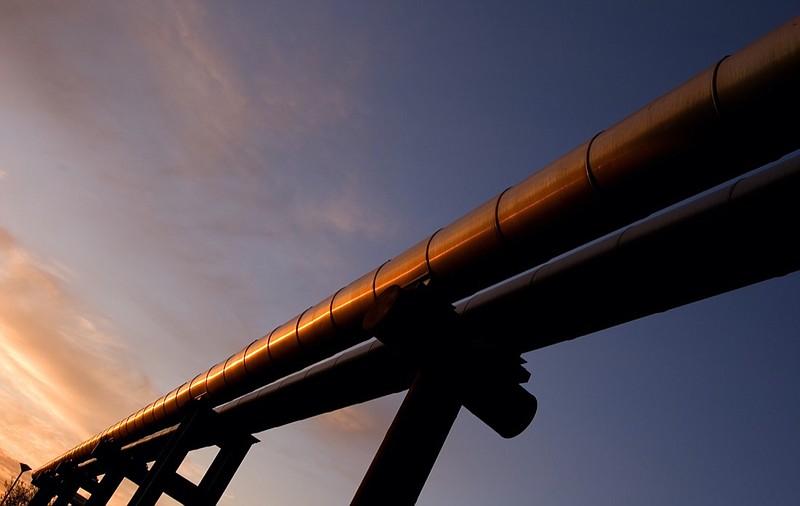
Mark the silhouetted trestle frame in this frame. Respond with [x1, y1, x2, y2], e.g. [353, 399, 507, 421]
[29, 15, 800, 505]
[31, 400, 258, 506]
[125, 399, 258, 506]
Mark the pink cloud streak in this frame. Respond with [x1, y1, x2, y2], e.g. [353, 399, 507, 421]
[0, 229, 158, 468]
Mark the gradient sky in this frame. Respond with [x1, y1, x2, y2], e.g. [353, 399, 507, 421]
[1, 1, 799, 505]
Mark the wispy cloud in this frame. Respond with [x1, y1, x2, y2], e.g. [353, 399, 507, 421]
[321, 404, 384, 435]
[0, 229, 157, 468]
[0, 0, 394, 346]
[0, 0, 398, 477]
[306, 397, 403, 482]
[0, 0, 392, 262]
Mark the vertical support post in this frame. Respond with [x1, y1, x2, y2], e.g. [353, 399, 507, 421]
[351, 371, 461, 506]
[195, 435, 258, 506]
[85, 469, 126, 506]
[82, 440, 123, 506]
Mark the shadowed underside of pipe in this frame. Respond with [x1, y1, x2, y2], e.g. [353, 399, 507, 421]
[229, 151, 800, 434]
[90, 152, 800, 466]
[460, 153, 800, 353]
[34, 16, 800, 477]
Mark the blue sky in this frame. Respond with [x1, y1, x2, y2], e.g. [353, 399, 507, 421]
[0, 1, 798, 505]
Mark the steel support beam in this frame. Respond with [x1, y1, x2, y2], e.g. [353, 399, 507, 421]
[84, 471, 126, 506]
[126, 405, 202, 505]
[195, 436, 258, 506]
[351, 371, 461, 506]
[83, 442, 147, 506]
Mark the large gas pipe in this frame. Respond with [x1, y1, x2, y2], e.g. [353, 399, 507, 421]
[80, 151, 800, 468]
[34, 16, 800, 476]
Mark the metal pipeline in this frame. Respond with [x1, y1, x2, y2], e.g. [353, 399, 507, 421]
[81, 152, 800, 468]
[221, 150, 800, 438]
[34, 16, 800, 476]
